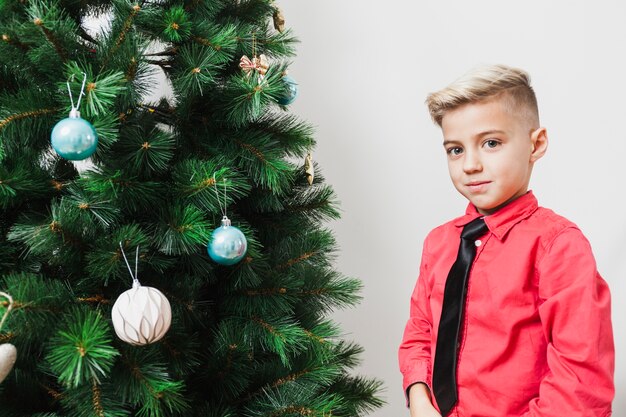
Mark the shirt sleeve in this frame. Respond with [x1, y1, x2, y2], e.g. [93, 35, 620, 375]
[522, 227, 615, 417]
[398, 237, 434, 407]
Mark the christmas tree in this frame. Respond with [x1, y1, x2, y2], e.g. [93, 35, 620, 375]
[0, 1, 384, 416]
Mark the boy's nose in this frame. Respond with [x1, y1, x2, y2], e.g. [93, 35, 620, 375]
[463, 152, 482, 173]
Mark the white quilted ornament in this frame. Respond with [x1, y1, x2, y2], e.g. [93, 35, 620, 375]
[0, 291, 16, 384]
[0, 343, 17, 383]
[111, 244, 172, 346]
[111, 281, 171, 346]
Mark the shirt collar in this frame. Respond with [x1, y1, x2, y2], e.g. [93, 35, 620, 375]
[452, 191, 538, 240]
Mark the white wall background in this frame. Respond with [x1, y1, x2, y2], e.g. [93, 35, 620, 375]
[279, 1, 626, 416]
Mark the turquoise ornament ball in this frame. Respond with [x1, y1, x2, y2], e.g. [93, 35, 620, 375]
[50, 110, 98, 161]
[208, 216, 248, 266]
[277, 75, 298, 105]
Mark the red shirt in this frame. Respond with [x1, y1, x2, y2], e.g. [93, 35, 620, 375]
[398, 191, 614, 416]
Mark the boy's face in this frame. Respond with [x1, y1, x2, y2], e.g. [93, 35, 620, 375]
[441, 98, 547, 215]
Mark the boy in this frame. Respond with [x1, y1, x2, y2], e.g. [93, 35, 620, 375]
[398, 64, 615, 417]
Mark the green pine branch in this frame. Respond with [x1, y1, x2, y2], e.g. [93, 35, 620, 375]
[46, 307, 119, 388]
[0, 0, 385, 414]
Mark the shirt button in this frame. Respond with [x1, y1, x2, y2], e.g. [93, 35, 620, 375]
[475, 239, 482, 247]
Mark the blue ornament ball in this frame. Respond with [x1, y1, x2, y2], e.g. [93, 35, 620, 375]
[277, 75, 298, 105]
[51, 112, 98, 161]
[208, 216, 248, 266]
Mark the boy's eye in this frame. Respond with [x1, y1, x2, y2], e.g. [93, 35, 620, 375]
[446, 147, 463, 156]
[484, 139, 500, 148]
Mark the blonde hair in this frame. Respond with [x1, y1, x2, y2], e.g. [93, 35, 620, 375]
[426, 64, 539, 128]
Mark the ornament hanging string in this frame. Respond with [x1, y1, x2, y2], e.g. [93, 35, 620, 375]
[213, 173, 228, 218]
[67, 72, 88, 113]
[0, 292, 13, 333]
[119, 242, 140, 288]
[239, 32, 268, 79]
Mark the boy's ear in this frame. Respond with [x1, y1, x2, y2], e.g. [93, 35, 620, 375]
[530, 127, 548, 162]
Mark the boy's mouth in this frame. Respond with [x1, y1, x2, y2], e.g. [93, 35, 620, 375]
[466, 181, 491, 192]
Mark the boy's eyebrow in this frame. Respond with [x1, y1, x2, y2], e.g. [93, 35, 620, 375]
[443, 129, 507, 146]
[475, 129, 507, 137]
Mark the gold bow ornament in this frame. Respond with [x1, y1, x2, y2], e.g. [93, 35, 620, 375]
[239, 54, 270, 79]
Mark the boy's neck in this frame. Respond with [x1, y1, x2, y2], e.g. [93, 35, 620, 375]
[475, 190, 531, 216]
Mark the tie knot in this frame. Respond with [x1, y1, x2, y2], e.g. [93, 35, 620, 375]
[461, 217, 488, 240]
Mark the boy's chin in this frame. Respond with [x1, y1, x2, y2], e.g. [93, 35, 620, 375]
[457, 188, 517, 215]
[464, 195, 501, 215]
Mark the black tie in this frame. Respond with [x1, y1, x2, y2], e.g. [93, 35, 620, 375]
[433, 216, 489, 416]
